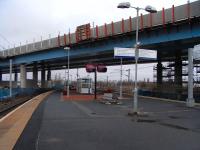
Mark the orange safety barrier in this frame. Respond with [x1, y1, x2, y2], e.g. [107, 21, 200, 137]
[57, 34, 60, 47]
[111, 21, 114, 35]
[140, 14, 144, 31]
[187, 1, 191, 23]
[64, 34, 67, 45]
[104, 23, 108, 37]
[129, 16, 132, 32]
[172, 5, 175, 24]
[162, 7, 166, 26]
[121, 18, 125, 33]
[96, 25, 99, 38]
[68, 31, 71, 45]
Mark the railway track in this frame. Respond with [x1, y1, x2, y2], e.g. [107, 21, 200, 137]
[0, 91, 49, 119]
[0, 95, 35, 119]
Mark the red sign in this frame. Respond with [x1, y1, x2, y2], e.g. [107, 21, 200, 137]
[97, 64, 107, 73]
[86, 64, 107, 73]
[86, 64, 96, 73]
[76, 23, 91, 42]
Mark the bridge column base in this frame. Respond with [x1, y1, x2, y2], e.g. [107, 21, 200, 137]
[20, 64, 27, 88]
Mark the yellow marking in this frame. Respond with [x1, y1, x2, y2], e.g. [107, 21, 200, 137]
[0, 91, 53, 150]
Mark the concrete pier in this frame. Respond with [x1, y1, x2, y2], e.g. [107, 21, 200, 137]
[20, 64, 26, 88]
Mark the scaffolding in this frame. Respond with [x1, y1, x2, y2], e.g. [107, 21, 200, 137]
[153, 61, 200, 84]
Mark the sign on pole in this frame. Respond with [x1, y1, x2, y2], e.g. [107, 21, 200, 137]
[139, 49, 157, 59]
[114, 47, 157, 59]
[193, 44, 200, 60]
[114, 47, 135, 58]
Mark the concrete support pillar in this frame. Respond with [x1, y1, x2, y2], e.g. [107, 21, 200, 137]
[0, 69, 2, 81]
[157, 61, 163, 85]
[20, 64, 26, 88]
[41, 65, 46, 88]
[186, 48, 195, 107]
[33, 63, 38, 87]
[174, 52, 182, 87]
[47, 67, 51, 81]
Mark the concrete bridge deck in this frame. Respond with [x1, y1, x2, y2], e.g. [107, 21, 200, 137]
[0, 92, 200, 150]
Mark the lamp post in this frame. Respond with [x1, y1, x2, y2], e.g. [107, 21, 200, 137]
[9, 59, 12, 97]
[64, 47, 70, 97]
[119, 58, 123, 99]
[118, 2, 157, 114]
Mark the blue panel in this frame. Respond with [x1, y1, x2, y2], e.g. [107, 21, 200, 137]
[0, 23, 200, 68]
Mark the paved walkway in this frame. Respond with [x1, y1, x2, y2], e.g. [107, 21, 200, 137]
[11, 92, 200, 150]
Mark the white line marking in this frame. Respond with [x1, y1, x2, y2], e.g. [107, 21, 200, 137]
[35, 125, 42, 150]
[139, 95, 200, 106]
[123, 93, 200, 106]
[147, 109, 193, 115]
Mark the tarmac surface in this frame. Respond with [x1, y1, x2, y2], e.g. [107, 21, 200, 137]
[14, 92, 200, 150]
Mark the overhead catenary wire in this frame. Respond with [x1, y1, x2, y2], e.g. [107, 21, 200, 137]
[0, 33, 13, 46]
[0, 44, 6, 50]
[110, 65, 154, 73]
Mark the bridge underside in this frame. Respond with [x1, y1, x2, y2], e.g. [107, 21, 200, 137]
[3, 37, 200, 73]
[0, 18, 200, 89]
[0, 17, 200, 72]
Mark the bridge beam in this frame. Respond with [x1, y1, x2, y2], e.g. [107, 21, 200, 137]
[33, 63, 38, 87]
[20, 64, 26, 88]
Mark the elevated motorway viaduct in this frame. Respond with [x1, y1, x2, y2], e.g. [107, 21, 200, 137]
[0, 1, 200, 88]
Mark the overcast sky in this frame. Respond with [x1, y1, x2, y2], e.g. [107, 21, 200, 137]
[0, 0, 195, 48]
[0, 0, 196, 81]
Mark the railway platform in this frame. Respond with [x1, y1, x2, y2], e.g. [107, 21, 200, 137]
[0, 92, 200, 150]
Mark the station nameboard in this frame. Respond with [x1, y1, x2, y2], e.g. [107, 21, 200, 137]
[139, 49, 157, 59]
[114, 47, 135, 58]
[114, 47, 157, 59]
